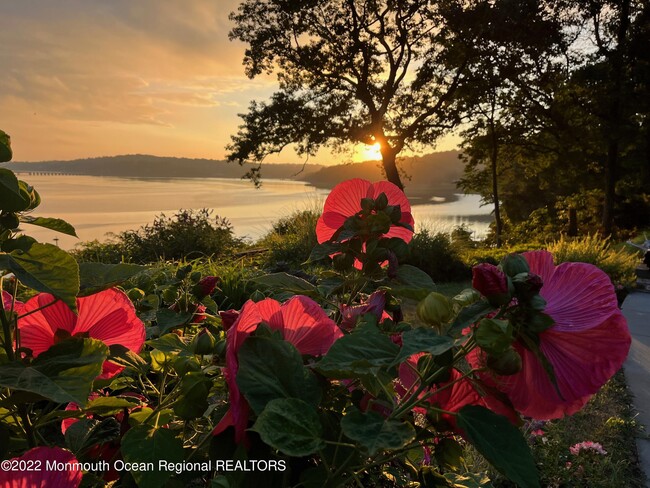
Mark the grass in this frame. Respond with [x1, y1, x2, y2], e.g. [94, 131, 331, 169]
[463, 371, 645, 487]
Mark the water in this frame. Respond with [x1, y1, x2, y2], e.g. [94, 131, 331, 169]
[16, 174, 492, 250]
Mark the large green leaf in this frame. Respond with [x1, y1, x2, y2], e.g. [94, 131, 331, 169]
[252, 272, 318, 296]
[236, 335, 321, 414]
[65, 418, 121, 457]
[173, 372, 211, 420]
[341, 407, 415, 456]
[395, 265, 436, 290]
[0, 338, 108, 404]
[448, 300, 496, 336]
[0, 168, 22, 211]
[0, 243, 79, 311]
[251, 398, 325, 456]
[0, 130, 11, 162]
[392, 328, 455, 366]
[317, 323, 399, 378]
[20, 216, 77, 237]
[456, 406, 540, 488]
[121, 424, 184, 488]
[85, 396, 140, 416]
[78, 262, 145, 296]
[155, 308, 193, 335]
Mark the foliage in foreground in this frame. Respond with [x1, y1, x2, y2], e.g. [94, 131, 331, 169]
[0, 132, 638, 488]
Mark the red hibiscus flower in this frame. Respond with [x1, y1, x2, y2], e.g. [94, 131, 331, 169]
[18, 288, 146, 379]
[2, 291, 23, 315]
[0, 447, 82, 488]
[213, 295, 343, 443]
[469, 250, 631, 419]
[316, 178, 414, 244]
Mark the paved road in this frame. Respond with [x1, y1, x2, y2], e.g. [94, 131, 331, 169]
[623, 292, 650, 487]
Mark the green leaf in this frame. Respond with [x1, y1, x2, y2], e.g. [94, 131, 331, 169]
[443, 472, 493, 488]
[146, 333, 190, 354]
[456, 406, 540, 488]
[107, 344, 149, 374]
[251, 398, 325, 456]
[155, 308, 193, 334]
[395, 265, 436, 290]
[341, 407, 415, 456]
[20, 216, 77, 237]
[65, 418, 120, 456]
[0, 243, 79, 311]
[317, 323, 399, 378]
[448, 300, 496, 336]
[475, 319, 513, 355]
[85, 396, 140, 416]
[0, 168, 23, 211]
[78, 262, 145, 296]
[306, 242, 339, 263]
[0, 130, 12, 162]
[236, 335, 321, 415]
[252, 272, 317, 295]
[0, 338, 108, 404]
[392, 329, 455, 366]
[173, 372, 212, 420]
[121, 425, 184, 488]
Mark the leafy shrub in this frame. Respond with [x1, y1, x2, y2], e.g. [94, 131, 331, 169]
[404, 228, 470, 282]
[74, 209, 242, 264]
[257, 209, 320, 267]
[548, 235, 637, 285]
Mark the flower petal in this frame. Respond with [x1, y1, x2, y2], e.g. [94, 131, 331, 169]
[0, 447, 82, 488]
[316, 178, 371, 242]
[279, 295, 342, 355]
[542, 262, 619, 332]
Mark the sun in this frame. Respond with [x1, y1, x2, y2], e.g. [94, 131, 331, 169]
[355, 142, 383, 161]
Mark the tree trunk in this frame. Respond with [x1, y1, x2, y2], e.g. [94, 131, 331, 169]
[489, 121, 502, 247]
[380, 146, 404, 190]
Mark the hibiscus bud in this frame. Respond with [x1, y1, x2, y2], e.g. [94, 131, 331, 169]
[486, 347, 522, 376]
[417, 292, 454, 328]
[219, 309, 239, 331]
[173, 355, 201, 375]
[191, 328, 216, 356]
[500, 254, 530, 277]
[513, 272, 544, 299]
[472, 263, 510, 306]
[192, 304, 207, 324]
[192, 276, 219, 299]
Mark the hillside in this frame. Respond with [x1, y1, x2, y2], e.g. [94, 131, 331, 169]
[301, 151, 464, 202]
[7, 154, 323, 180]
[7, 151, 465, 202]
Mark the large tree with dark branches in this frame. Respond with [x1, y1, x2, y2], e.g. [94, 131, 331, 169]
[226, 0, 491, 189]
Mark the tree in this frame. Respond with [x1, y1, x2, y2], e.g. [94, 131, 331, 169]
[227, 0, 490, 189]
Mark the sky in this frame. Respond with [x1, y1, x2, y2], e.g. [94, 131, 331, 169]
[0, 0, 457, 164]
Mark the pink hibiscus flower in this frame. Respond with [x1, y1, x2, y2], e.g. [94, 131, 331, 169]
[398, 353, 518, 428]
[0, 447, 82, 488]
[17, 288, 146, 379]
[213, 295, 343, 443]
[316, 178, 414, 245]
[339, 290, 391, 329]
[469, 250, 631, 419]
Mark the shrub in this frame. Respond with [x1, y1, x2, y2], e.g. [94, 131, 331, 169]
[74, 209, 242, 264]
[548, 234, 637, 285]
[404, 228, 470, 282]
[257, 209, 320, 267]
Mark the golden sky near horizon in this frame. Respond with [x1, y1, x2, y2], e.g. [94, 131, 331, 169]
[0, 0, 458, 164]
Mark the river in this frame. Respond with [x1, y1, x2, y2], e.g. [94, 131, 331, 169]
[16, 174, 492, 250]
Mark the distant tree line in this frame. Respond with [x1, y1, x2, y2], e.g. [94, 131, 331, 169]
[227, 0, 649, 241]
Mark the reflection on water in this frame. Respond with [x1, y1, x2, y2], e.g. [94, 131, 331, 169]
[18, 175, 492, 249]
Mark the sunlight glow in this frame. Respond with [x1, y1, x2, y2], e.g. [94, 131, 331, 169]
[355, 142, 383, 162]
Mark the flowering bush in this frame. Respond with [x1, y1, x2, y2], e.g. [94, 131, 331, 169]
[0, 130, 632, 487]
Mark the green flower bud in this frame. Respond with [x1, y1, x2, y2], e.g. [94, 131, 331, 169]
[417, 292, 454, 328]
[173, 355, 201, 375]
[191, 328, 216, 356]
[126, 288, 146, 302]
[500, 254, 530, 277]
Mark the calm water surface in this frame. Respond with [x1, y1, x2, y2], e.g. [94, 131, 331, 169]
[19, 175, 492, 249]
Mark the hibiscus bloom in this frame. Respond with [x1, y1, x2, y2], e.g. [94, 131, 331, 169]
[316, 178, 414, 245]
[469, 250, 631, 419]
[18, 288, 146, 379]
[1, 290, 23, 315]
[339, 290, 391, 329]
[213, 295, 343, 443]
[397, 353, 518, 427]
[0, 447, 82, 488]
